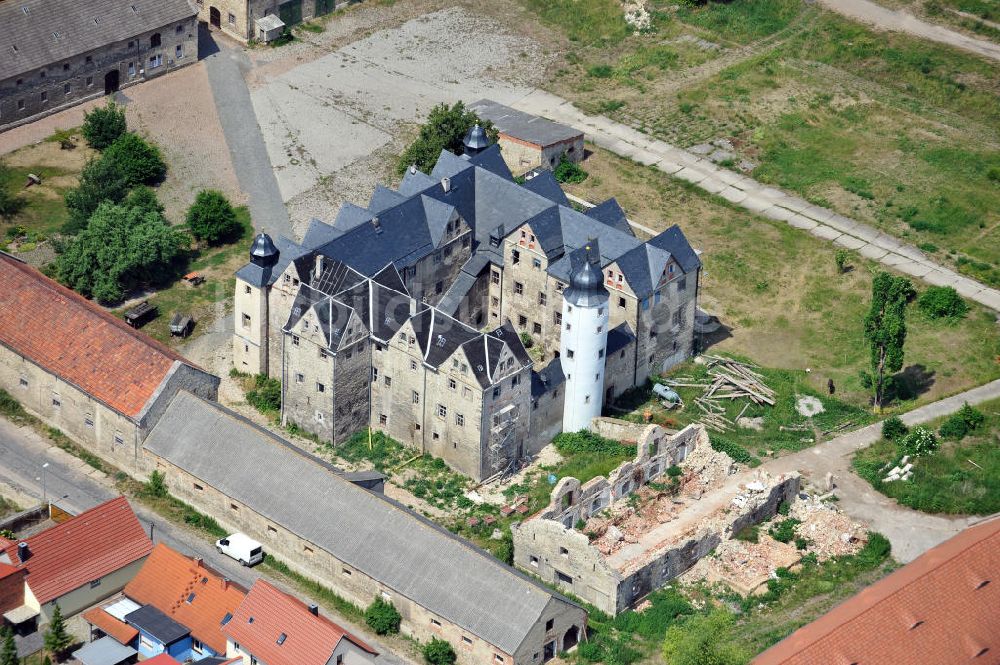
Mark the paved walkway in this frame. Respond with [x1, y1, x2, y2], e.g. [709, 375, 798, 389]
[511, 89, 1000, 312]
[759, 378, 1000, 563]
[202, 36, 292, 240]
[816, 0, 1000, 63]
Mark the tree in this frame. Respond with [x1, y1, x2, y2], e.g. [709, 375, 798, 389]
[364, 598, 401, 635]
[63, 157, 130, 234]
[146, 470, 168, 498]
[396, 102, 498, 176]
[423, 638, 457, 665]
[186, 190, 241, 244]
[662, 610, 747, 665]
[102, 132, 166, 186]
[863, 272, 911, 412]
[0, 625, 18, 665]
[44, 604, 73, 659]
[0, 161, 26, 223]
[56, 201, 184, 304]
[82, 101, 127, 150]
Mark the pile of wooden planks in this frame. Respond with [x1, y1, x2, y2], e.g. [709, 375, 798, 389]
[663, 356, 775, 432]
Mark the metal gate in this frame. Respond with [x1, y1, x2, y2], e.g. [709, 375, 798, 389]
[279, 0, 303, 26]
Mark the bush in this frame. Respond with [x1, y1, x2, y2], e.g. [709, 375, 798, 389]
[554, 156, 588, 184]
[710, 436, 760, 466]
[187, 190, 241, 245]
[855, 532, 892, 567]
[102, 133, 166, 186]
[364, 598, 401, 635]
[145, 470, 168, 498]
[898, 426, 938, 457]
[834, 249, 849, 274]
[82, 101, 127, 150]
[246, 374, 281, 414]
[768, 518, 801, 544]
[917, 286, 969, 319]
[666, 465, 683, 478]
[939, 402, 985, 440]
[423, 638, 456, 665]
[881, 415, 908, 441]
[661, 610, 747, 665]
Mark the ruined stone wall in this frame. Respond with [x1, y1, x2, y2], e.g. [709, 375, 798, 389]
[0, 17, 197, 131]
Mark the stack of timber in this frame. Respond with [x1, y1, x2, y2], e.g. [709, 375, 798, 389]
[662, 356, 775, 432]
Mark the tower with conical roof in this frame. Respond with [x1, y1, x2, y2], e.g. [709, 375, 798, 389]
[463, 123, 490, 157]
[559, 242, 610, 432]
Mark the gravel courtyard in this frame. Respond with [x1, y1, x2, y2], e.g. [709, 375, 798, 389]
[247, 7, 551, 237]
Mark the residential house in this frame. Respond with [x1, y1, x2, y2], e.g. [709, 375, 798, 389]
[0, 0, 198, 131]
[0, 497, 152, 630]
[0, 252, 219, 473]
[224, 579, 376, 665]
[84, 543, 246, 661]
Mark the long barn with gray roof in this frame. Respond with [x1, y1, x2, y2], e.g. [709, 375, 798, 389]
[143, 390, 586, 665]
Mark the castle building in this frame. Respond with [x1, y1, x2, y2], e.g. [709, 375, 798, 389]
[233, 127, 701, 480]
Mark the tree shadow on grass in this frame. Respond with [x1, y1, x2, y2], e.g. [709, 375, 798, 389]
[889, 364, 936, 402]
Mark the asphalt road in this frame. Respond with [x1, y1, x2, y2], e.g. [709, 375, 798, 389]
[0, 416, 411, 665]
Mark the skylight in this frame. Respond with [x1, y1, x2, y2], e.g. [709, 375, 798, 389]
[277, 633, 287, 645]
[221, 613, 233, 626]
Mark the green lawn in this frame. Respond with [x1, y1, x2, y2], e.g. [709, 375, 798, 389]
[853, 397, 1000, 514]
[0, 163, 76, 243]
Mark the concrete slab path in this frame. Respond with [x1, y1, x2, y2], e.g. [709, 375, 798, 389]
[203, 39, 292, 240]
[510, 89, 1000, 313]
[760, 378, 1000, 563]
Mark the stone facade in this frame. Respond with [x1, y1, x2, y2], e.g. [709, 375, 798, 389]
[196, 0, 349, 43]
[0, 16, 197, 132]
[497, 134, 586, 175]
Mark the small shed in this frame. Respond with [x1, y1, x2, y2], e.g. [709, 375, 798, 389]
[72, 636, 138, 665]
[255, 14, 285, 42]
[169, 313, 193, 338]
[470, 99, 585, 174]
[123, 301, 157, 328]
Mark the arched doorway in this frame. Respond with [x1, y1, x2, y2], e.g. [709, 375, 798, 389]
[104, 70, 120, 95]
[209, 6, 221, 28]
[563, 625, 579, 651]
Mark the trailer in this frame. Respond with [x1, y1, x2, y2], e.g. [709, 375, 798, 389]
[123, 301, 157, 329]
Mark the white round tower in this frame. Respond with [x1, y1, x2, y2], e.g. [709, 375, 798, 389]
[560, 248, 610, 433]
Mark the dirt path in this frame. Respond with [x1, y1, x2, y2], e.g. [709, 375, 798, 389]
[758, 377, 1000, 562]
[815, 0, 1000, 62]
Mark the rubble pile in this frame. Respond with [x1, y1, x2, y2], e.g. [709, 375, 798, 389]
[684, 537, 801, 596]
[587, 487, 688, 555]
[790, 495, 868, 559]
[679, 440, 735, 494]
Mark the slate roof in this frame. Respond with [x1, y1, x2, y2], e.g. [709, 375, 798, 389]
[124, 544, 247, 654]
[585, 198, 634, 236]
[225, 580, 374, 665]
[0, 0, 196, 80]
[754, 516, 1000, 665]
[470, 100, 583, 147]
[606, 322, 636, 356]
[531, 357, 566, 399]
[0, 253, 201, 419]
[125, 604, 189, 645]
[522, 170, 570, 206]
[648, 224, 702, 273]
[144, 392, 582, 655]
[235, 235, 309, 288]
[2, 497, 152, 605]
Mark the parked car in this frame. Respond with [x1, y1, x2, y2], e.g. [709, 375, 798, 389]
[216, 533, 263, 566]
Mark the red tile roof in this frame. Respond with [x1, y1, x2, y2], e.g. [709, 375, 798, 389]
[142, 655, 182, 665]
[0, 561, 20, 581]
[124, 543, 246, 654]
[224, 580, 376, 665]
[82, 606, 140, 645]
[0, 253, 194, 418]
[754, 516, 1000, 665]
[2, 496, 152, 605]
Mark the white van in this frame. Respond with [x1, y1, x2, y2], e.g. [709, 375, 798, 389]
[216, 533, 264, 566]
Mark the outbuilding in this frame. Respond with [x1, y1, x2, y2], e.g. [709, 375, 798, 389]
[470, 99, 585, 174]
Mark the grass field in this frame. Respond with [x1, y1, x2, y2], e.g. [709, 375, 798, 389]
[563, 147, 1000, 413]
[853, 397, 1000, 514]
[534, 0, 1000, 286]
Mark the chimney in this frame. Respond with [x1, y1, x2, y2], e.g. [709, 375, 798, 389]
[308, 604, 319, 616]
[441, 177, 451, 193]
[17, 542, 29, 562]
[409, 164, 417, 175]
[194, 557, 203, 568]
[222, 578, 230, 591]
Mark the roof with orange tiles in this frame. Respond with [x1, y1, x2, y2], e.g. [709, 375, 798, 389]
[753, 516, 1000, 665]
[0, 252, 198, 419]
[141, 655, 182, 665]
[83, 606, 140, 645]
[224, 580, 376, 665]
[2, 496, 152, 605]
[124, 543, 246, 654]
[0, 561, 21, 580]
